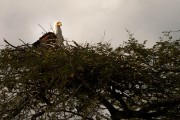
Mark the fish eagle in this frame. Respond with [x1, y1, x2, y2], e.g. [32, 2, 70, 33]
[33, 21, 64, 47]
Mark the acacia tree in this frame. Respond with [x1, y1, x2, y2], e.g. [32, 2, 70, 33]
[0, 33, 180, 120]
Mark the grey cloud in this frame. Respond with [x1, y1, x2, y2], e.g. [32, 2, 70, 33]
[0, 0, 180, 47]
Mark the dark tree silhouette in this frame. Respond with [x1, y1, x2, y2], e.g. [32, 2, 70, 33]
[0, 33, 180, 120]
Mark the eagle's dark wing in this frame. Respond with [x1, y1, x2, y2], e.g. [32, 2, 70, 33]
[33, 32, 57, 47]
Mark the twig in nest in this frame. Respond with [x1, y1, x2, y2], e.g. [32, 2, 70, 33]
[64, 38, 71, 42]
[3, 38, 17, 48]
[49, 23, 54, 33]
[19, 39, 26, 45]
[38, 24, 47, 33]
[72, 40, 82, 48]
[101, 30, 106, 42]
[31, 110, 45, 120]
[19, 39, 31, 47]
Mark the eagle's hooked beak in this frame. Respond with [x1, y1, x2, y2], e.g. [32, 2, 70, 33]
[57, 22, 62, 26]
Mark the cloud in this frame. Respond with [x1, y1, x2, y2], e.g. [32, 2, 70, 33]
[0, 0, 180, 47]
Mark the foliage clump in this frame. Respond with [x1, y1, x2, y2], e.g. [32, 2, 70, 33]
[0, 34, 180, 120]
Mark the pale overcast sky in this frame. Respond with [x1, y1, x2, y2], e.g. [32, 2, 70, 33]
[0, 0, 180, 47]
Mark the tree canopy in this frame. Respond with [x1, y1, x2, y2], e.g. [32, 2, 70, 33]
[0, 33, 180, 120]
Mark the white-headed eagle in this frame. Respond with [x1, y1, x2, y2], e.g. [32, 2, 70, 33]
[33, 21, 64, 47]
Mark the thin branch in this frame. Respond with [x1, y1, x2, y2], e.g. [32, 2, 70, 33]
[140, 98, 180, 113]
[49, 23, 54, 33]
[4, 96, 30, 120]
[99, 97, 118, 115]
[110, 90, 130, 111]
[100, 31, 106, 42]
[38, 24, 47, 33]
[3, 38, 17, 48]
[62, 110, 94, 120]
[31, 110, 45, 120]
[72, 40, 83, 48]
[19, 39, 26, 45]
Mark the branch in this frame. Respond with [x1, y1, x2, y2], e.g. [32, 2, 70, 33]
[31, 110, 45, 120]
[4, 38, 17, 48]
[19, 39, 26, 45]
[153, 69, 180, 73]
[72, 40, 83, 48]
[99, 97, 119, 115]
[139, 98, 180, 113]
[63, 110, 94, 120]
[4, 96, 30, 120]
[49, 23, 54, 33]
[38, 24, 47, 33]
[110, 90, 130, 111]
[99, 95, 180, 119]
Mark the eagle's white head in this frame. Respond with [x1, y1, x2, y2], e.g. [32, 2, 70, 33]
[53, 21, 64, 45]
[54, 21, 62, 34]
